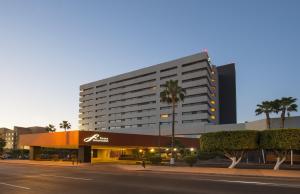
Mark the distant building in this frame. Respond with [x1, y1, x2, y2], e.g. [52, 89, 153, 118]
[79, 52, 236, 134]
[0, 126, 48, 150]
[0, 128, 15, 149]
[14, 126, 48, 149]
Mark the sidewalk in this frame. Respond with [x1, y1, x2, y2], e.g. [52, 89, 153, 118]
[116, 164, 300, 178]
[1, 159, 300, 178]
[0, 159, 89, 167]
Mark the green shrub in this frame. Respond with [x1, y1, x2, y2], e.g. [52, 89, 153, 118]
[259, 129, 300, 170]
[200, 130, 259, 152]
[200, 130, 259, 168]
[197, 151, 224, 160]
[149, 155, 162, 164]
[260, 129, 300, 150]
[184, 155, 198, 167]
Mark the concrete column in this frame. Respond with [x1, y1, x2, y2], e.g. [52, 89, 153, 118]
[29, 146, 41, 160]
[78, 146, 91, 163]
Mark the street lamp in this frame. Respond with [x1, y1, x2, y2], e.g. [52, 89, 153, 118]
[158, 114, 169, 155]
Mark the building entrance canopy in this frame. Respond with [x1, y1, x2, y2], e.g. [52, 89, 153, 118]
[20, 131, 199, 149]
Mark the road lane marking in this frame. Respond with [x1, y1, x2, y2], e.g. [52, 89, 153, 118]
[0, 182, 31, 190]
[40, 174, 93, 181]
[195, 178, 300, 189]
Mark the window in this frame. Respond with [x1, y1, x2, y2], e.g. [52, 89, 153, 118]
[182, 102, 207, 107]
[96, 90, 106, 94]
[96, 83, 107, 88]
[109, 72, 156, 85]
[160, 66, 177, 72]
[182, 67, 207, 75]
[182, 76, 207, 83]
[160, 74, 177, 80]
[82, 87, 94, 92]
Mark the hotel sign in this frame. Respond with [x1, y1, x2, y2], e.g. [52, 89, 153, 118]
[83, 134, 109, 143]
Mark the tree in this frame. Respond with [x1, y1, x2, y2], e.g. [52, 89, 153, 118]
[200, 130, 259, 168]
[160, 80, 186, 164]
[274, 97, 298, 128]
[260, 129, 300, 170]
[255, 101, 275, 129]
[46, 124, 56, 133]
[59, 121, 71, 132]
[0, 138, 6, 154]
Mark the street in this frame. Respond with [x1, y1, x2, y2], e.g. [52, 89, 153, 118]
[0, 163, 300, 194]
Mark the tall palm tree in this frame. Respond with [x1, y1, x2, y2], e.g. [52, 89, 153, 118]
[46, 124, 56, 133]
[255, 101, 274, 129]
[160, 80, 186, 164]
[59, 121, 71, 132]
[276, 97, 298, 128]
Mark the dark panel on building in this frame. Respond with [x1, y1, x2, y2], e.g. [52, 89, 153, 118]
[78, 146, 91, 163]
[217, 63, 237, 124]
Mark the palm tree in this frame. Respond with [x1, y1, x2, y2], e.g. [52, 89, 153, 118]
[276, 97, 298, 128]
[255, 101, 274, 129]
[59, 121, 71, 132]
[46, 124, 56, 133]
[160, 80, 186, 164]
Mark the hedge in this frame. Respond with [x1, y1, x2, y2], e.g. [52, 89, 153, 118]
[200, 130, 259, 152]
[260, 129, 300, 150]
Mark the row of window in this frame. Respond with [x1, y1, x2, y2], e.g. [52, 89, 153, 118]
[109, 115, 156, 123]
[182, 119, 210, 124]
[82, 110, 211, 122]
[109, 93, 156, 104]
[109, 72, 156, 85]
[81, 59, 212, 94]
[109, 108, 156, 117]
[109, 101, 156, 110]
[182, 101, 209, 108]
[84, 118, 210, 128]
[81, 98, 212, 116]
[109, 123, 157, 129]
[109, 79, 156, 91]
[109, 86, 156, 98]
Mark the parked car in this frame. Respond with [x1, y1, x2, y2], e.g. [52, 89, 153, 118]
[0, 153, 11, 160]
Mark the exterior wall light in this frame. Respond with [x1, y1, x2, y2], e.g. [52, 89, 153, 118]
[139, 149, 143, 153]
[173, 148, 177, 151]
[160, 114, 169, 118]
[166, 148, 169, 151]
[190, 148, 194, 152]
[211, 100, 215, 105]
[210, 108, 216, 112]
[150, 148, 155, 153]
[211, 115, 216, 120]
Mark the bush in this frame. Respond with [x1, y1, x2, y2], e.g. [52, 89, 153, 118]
[200, 130, 259, 168]
[149, 155, 162, 164]
[260, 129, 300, 150]
[197, 151, 224, 160]
[184, 155, 198, 167]
[260, 129, 300, 170]
[200, 130, 259, 152]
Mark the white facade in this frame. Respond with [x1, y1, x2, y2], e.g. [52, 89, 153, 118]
[79, 52, 219, 132]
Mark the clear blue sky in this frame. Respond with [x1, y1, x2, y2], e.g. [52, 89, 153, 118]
[0, 0, 299, 129]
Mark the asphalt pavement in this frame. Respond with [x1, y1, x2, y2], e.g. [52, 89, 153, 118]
[0, 163, 300, 194]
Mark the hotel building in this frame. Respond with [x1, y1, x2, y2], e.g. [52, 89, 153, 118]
[79, 52, 236, 134]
